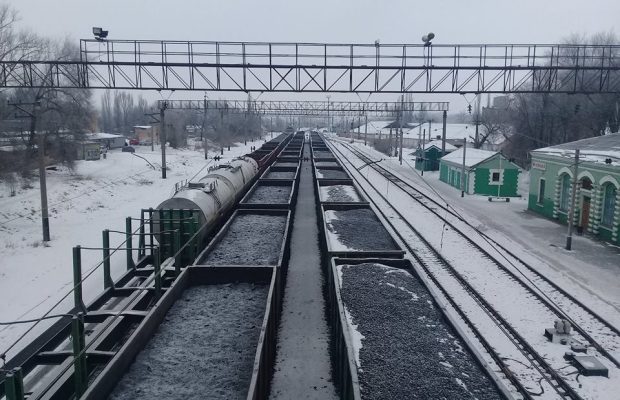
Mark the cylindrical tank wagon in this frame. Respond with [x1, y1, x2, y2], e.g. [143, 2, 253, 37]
[156, 156, 259, 242]
[154, 134, 290, 249]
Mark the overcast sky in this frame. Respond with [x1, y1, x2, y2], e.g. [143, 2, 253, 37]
[7, 0, 620, 112]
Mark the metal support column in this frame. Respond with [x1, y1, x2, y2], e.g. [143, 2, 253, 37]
[566, 149, 580, 250]
[160, 101, 167, 179]
[441, 110, 447, 154]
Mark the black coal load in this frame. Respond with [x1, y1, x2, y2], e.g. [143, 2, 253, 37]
[313, 151, 333, 158]
[321, 185, 361, 202]
[265, 171, 296, 179]
[314, 161, 340, 168]
[203, 214, 286, 265]
[110, 283, 268, 400]
[326, 209, 396, 250]
[339, 264, 503, 400]
[316, 169, 348, 180]
[274, 162, 299, 168]
[246, 185, 292, 204]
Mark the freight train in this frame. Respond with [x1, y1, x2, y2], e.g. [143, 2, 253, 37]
[0, 133, 292, 400]
[154, 134, 290, 246]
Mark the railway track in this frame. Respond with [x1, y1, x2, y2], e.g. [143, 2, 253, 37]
[327, 138, 617, 400]
[337, 140, 620, 368]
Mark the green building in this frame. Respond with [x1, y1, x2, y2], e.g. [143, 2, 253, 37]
[528, 134, 620, 245]
[439, 148, 521, 197]
[412, 140, 457, 171]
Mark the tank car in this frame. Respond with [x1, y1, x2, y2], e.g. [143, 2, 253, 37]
[154, 156, 259, 246]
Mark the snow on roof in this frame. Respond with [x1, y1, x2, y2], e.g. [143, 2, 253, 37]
[405, 123, 480, 141]
[441, 147, 498, 168]
[356, 120, 395, 134]
[86, 132, 125, 140]
[422, 140, 457, 151]
[133, 125, 152, 129]
[532, 133, 620, 166]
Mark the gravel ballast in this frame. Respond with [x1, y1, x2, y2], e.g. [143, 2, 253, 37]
[325, 209, 396, 251]
[110, 283, 268, 400]
[202, 214, 287, 265]
[316, 169, 349, 180]
[265, 171, 296, 179]
[338, 264, 503, 400]
[246, 184, 292, 204]
[319, 185, 362, 203]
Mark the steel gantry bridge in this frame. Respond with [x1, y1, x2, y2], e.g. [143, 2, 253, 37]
[1, 39, 619, 93]
[159, 100, 449, 116]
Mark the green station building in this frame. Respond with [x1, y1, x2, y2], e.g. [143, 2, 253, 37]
[439, 148, 521, 197]
[528, 134, 620, 245]
[412, 140, 457, 171]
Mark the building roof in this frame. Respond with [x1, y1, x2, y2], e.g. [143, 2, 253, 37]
[133, 125, 152, 129]
[532, 133, 620, 167]
[356, 120, 395, 134]
[86, 132, 125, 140]
[405, 123, 481, 142]
[441, 147, 499, 168]
[422, 139, 457, 151]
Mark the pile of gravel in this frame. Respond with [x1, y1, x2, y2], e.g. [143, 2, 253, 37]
[203, 214, 287, 265]
[316, 169, 349, 180]
[313, 151, 333, 158]
[325, 209, 396, 251]
[265, 171, 296, 179]
[110, 283, 268, 400]
[320, 185, 361, 202]
[246, 185, 292, 204]
[338, 264, 503, 400]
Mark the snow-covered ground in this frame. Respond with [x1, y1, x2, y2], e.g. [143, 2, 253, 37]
[0, 140, 257, 358]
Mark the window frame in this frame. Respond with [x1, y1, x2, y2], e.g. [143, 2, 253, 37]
[601, 184, 617, 228]
[559, 174, 571, 212]
[537, 178, 546, 205]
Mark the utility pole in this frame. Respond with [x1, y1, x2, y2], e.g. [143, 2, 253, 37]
[441, 110, 447, 154]
[399, 95, 404, 165]
[565, 149, 580, 250]
[461, 138, 467, 198]
[421, 129, 426, 176]
[326, 95, 331, 132]
[428, 119, 432, 141]
[10, 100, 49, 242]
[364, 114, 368, 146]
[474, 95, 481, 148]
[160, 101, 167, 179]
[202, 93, 208, 159]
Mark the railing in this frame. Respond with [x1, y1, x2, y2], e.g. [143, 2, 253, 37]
[0, 208, 203, 400]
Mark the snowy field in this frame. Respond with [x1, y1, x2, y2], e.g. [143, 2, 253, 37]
[0, 141, 257, 358]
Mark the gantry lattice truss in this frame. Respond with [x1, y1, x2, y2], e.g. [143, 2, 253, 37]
[0, 40, 618, 93]
[160, 100, 449, 116]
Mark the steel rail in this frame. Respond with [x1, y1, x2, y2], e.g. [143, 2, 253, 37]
[343, 142, 620, 368]
[327, 138, 585, 400]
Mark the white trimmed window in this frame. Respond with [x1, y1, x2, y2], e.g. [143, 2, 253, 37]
[601, 184, 617, 228]
[537, 178, 545, 205]
[559, 174, 571, 212]
[489, 169, 504, 186]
